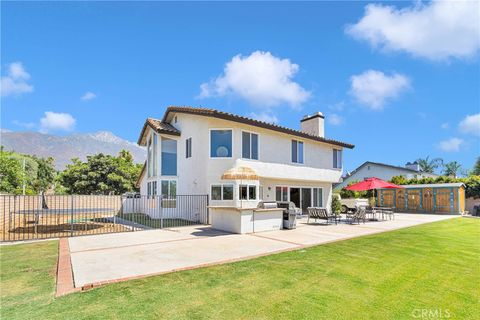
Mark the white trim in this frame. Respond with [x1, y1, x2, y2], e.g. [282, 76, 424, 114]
[209, 128, 234, 159]
[291, 139, 305, 165]
[241, 130, 260, 161]
[274, 185, 324, 208]
[160, 179, 178, 198]
[238, 184, 257, 200]
[333, 148, 342, 169]
[185, 137, 192, 159]
[210, 183, 235, 201]
[160, 135, 177, 177]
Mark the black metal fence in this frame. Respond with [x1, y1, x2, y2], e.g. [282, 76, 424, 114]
[0, 194, 209, 242]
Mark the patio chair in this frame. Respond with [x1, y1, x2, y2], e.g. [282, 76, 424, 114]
[307, 207, 337, 225]
[381, 207, 394, 220]
[346, 207, 366, 224]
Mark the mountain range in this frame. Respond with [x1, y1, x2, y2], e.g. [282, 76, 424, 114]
[1, 130, 146, 170]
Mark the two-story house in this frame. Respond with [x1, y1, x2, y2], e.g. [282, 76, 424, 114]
[136, 106, 354, 218]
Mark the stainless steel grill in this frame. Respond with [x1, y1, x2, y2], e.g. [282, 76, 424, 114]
[276, 201, 298, 229]
[257, 201, 278, 209]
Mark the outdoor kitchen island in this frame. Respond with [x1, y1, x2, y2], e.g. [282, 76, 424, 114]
[209, 206, 284, 234]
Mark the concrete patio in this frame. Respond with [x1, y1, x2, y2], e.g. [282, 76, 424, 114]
[68, 213, 458, 289]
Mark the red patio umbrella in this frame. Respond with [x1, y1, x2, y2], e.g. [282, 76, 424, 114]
[344, 177, 403, 207]
[345, 177, 403, 191]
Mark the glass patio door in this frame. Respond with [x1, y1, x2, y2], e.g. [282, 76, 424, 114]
[301, 188, 312, 214]
[289, 188, 300, 209]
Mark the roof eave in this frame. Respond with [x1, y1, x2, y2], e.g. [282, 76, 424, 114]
[162, 106, 355, 149]
[137, 118, 181, 146]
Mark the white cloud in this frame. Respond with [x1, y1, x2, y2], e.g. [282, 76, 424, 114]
[81, 91, 97, 101]
[328, 114, 344, 126]
[459, 113, 480, 136]
[438, 137, 463, 152]
[199, 51, 310, 107]
[349, 70, 410, 110]
[441, 122, 449, 130]
[249, 112, 278, 124]
[1, 62, 34, 97]
[39, 111, 76, 133]
[345, 0, 480, 61]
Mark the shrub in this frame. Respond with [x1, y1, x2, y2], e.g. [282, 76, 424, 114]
[331, 194, 342, 214]
[389, 175, 480, 199]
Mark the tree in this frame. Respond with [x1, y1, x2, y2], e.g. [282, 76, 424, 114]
[443, 161, 462, 178]
[0, 148, 56, 194]
[339, 180, 368, 199]
[0, 150, 23, 194]
[471, 157, 480, 176]
[416, 156, 443, 173]
[59, 150, 142, 195]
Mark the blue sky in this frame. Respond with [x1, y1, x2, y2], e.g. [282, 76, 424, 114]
[1, 1, 479, 173]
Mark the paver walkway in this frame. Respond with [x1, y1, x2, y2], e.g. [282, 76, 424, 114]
[67, 213, 457, 290]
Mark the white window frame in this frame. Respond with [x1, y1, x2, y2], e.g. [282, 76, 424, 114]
[333, 149, 342, 169]
[209, 128, 234, 159]
[275, 185, 289, 202]
[147, 134, 152, 178]
[312, 187, 324, 207]
[160, 179, 177, 198]
[210, 184, 234, 201]
[239, 184, 257, 200]
[160, 136, 178, 177]
[147, 181, 157, 199]
[185, 137, 192, 159]
[241, 130, 260, 160]
[275, 185, 324, 208]
[291, 139, 304, 164]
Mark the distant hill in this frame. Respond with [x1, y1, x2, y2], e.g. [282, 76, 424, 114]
[1, 131, 146, 170]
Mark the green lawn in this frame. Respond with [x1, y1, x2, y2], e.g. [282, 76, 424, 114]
[1, 218, 479, 319]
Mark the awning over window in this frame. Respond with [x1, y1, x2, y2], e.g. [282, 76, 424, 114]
[221, 166, 259, 180]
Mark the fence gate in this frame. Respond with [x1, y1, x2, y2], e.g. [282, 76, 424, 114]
[0, 194, 209, 242]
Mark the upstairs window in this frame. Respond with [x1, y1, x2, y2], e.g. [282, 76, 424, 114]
[333, 149, 342, 169]
[210, 130, 232, 158]
[147, 136, 152, 177]
[161, 137, 177, 176]
[291, 140, 304, 164]
[186, 138, 192, 158]
[147, 134, 158, 177]
[242, 131, 259, 160]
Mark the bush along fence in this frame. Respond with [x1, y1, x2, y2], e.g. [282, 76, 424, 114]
[0, 194, 209, 242]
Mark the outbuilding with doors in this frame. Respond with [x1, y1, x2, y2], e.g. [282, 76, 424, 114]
[377, 183, 465, 214]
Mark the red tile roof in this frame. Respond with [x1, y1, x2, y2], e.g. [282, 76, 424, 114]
[162, 106, 354, 149]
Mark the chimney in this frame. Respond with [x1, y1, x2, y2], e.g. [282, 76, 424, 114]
[300, 112, 324, 137]
[405, 161, 420, 172]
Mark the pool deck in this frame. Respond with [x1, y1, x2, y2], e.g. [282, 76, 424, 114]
[62, 213, 458, 294]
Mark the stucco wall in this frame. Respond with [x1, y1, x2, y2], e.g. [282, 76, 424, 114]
[139, 112, 342, 211]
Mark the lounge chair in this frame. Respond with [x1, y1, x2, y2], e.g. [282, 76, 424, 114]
[346, 207, 366, 224]
[307, 207, 338, 225]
